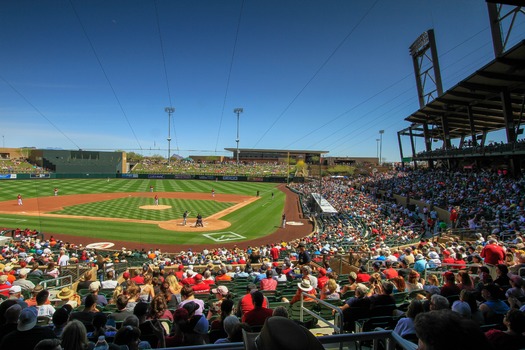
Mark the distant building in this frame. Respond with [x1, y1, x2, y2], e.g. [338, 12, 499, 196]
[223, 148, 328, 163]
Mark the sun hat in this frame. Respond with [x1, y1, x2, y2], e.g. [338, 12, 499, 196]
[17, 307, 37, 331]
[297, 279, 313, 292]
[57, 287, 75, 300]
[211, 285, 229, 296]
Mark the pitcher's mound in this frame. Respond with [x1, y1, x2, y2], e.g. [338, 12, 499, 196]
[140, 205, 172, 210]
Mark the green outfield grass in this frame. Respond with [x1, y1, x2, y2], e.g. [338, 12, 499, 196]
[0, 179, 286, 246]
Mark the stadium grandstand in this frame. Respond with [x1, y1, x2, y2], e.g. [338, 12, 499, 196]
[1, 3, 525, 350]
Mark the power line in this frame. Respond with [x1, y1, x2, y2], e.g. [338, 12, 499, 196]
[214, 0, 245, 153]
[0, 75, 81, 149]
[154, 0, 179, 153]
[252, 0, 381, 148]
[68, 0, 143, 150]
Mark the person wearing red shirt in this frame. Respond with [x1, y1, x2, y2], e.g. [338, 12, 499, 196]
[481, 239, 505, 279]
[174, 265, 184, 281]
[442, 250, 455, 265]
[356, 266, 371, 283]
[191, 275, 210, 294]
[237, 284, 268, 318]
[260, 270, 277, 291]
[242, 290, 273, 327]
[440, 271, 461, 298]
[130, 269, 144, 285]
[180, 271, 196, 286]
[270, 245, 280, 262]
[382, 261, 398, 280]
[316, 268, 329, 291]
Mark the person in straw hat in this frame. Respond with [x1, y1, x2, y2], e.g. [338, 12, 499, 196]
[57, 287, 81, 308]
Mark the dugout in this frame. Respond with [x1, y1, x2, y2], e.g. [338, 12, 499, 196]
[309, 193, 338, 216]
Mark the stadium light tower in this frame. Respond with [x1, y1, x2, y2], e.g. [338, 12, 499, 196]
[165, 107, 175, 165]
[234, 108, 243, 164]
[379, 130, 384, 165]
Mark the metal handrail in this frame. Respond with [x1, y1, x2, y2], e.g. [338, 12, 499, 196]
[38, 275, 73, 290]
[299, 291, 344, 334]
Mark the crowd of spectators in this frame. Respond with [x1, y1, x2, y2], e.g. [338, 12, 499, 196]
[3, 167, 525, 349]
[132, 159, 291, 177]
[0, 158, 44, 174]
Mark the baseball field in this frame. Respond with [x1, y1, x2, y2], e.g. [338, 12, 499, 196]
[0, 178, 311, 251]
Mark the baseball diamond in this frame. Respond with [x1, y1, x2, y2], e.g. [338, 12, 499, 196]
[0, 179, 312, 251]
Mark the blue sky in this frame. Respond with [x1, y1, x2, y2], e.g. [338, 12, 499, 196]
[1, 1, 524, 161]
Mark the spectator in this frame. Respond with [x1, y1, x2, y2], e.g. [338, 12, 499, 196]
[178, 285, 205, 316]
[61, 319, 90, 350]
[214, 315, 240, 344]
[35, 289, 55, 317]
[479, 284, 510, 324]
[429, 294, 450, 311]
[260, 270, 278, 291]
[13, 268, 35, 291]
[51, 305, 72, 337]
[237, 283, 268, 318]
[69, 294, 99, 328]
[0, 306, 57, 349]
[287, 279, 317, 305]
[440, 271, 461, 298]
[393, 299, 423, 338]
[109, 294, 133, 322]
[101, 270, 118, 289]
[83, 281, 108, 307]
[113, 325, 142, 350]
[207, 285, 231, 321]
[242, 290, 273, 327]
[0, 303, 21, 344]
[415, 309, 493, 350]
[485, 309, 525, 349]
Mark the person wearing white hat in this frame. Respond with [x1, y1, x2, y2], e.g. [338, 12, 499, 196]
[288, 279, 317, 305]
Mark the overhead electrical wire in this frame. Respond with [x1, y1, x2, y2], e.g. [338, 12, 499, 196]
[68, 0, 143, 150]
[154, 0, 179, 153]
[213, 0, 245, 153]
[0, 75, 81, 150]
[251, 0, 381, 148]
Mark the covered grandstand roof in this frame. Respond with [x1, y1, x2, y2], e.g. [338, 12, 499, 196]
[224, 148, 328, 154]
[405, 40, 525, 140]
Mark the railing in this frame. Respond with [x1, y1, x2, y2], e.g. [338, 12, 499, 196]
[39, 274, 73, 290]
[298, 291, 344, 334]
[151, 329, 417, 350]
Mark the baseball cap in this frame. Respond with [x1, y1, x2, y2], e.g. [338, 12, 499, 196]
[9, 285, 22, 294]
[211, 285, 229, 296]
[89, 281, 101, 291]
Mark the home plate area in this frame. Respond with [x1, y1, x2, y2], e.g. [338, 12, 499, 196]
[203, 232, 245, 242]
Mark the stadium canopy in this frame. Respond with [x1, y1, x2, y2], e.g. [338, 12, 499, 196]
[310, 193, 338, 215]
[224, 148, 328, 162]
[403, 39, 525, 141]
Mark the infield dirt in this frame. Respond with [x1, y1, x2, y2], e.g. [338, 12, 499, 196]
[0, 184, 313, 251]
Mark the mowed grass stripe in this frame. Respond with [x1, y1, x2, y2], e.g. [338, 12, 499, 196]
[51, 198, 234, 221]
[0, 179, 291, 246]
